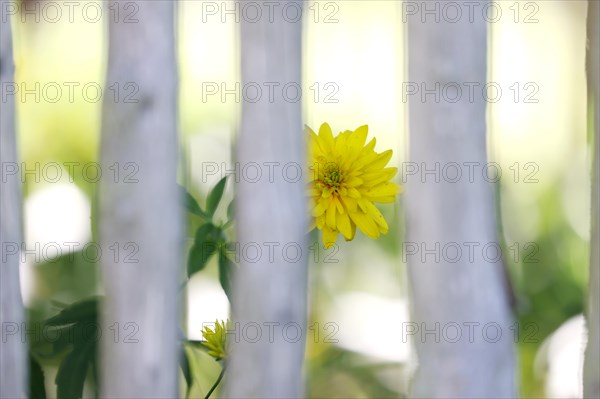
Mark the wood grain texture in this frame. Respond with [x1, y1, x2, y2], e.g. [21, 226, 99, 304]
[0, 6, 27, 398]
[99, 2, 182, 397]
[405, 3, 516, 397]
[584, 1, 600, 397]
[225, 1, 308, 397]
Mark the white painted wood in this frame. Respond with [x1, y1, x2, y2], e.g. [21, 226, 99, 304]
[584, 1, 599, 397]
[0, 6, 27, 398]
[225, 1, 308, 397]
[405, 3, 516, 397]
[98, 2, 182, 397]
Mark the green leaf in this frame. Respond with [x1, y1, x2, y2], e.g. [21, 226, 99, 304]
[46, 297, 100, 327]
[55, 341, 94, 399]
[187, 224, 220, 277]
[218, 250, 234, 301]
[41, 297, 101, 399]
[185, 340, 210, 354]
[29, 354, 46, 399]
[90, 347, 99, 398]
[51, 324, 83, 354]
[179, 185, 207, 217]
[226, 200, 235, 221]
[206, 177, 227, 217]
[180, 346, 192, 397]
[50, 320, 101, 355]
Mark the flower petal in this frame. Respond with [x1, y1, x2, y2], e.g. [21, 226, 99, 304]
[365, 182, 400, 198]
[322, 225, 338, 248]
[313, 200, 327, 217]
[318, 123, 335, 152]
[326, 201, 336, 229]
[365, 201, 388, 232]
[337, 212, 353, 240]
[365, 149, 393, 171]
[349, 211, 380, 238]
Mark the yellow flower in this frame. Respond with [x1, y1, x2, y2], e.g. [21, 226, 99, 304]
[308, 123, 401, 248]
[201, 319, 229, 361]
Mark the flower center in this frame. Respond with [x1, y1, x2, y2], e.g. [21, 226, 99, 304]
[323, 165, 342, 189]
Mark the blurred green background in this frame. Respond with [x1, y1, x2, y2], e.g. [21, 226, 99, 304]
[11, 1, 591, 398]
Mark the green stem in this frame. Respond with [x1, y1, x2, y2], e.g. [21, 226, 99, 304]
[204, 366, 226, 399]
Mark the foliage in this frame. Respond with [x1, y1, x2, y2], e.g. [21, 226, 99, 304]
[28, 178, 235, 399]
[183, 176, 236, 300]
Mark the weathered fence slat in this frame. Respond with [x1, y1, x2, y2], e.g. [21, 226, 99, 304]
[225, 1, 308, 397]
[405, 2, 516, 397]
[584, 0, 600, 397]
[99, 2, 182, 397]
[0, 6, 28, 398]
